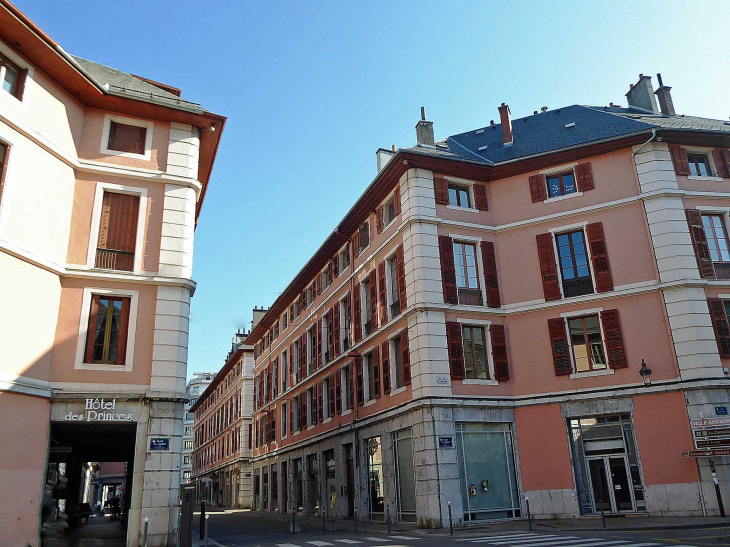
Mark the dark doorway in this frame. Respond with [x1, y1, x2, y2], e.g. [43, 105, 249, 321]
[41, 422, 136, 547]
[345, 444, 355, 518]
[281, 460, 288, 513]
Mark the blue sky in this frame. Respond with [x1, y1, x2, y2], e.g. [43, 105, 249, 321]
[17, 0, 730, 379]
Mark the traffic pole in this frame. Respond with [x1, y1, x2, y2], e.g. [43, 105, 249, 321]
[200, 500, 206, 540]
[448, 501, 453, 536]
[526, 498, 532, 531]
[710, 458, 726, 517]
[354, 507, 358, 534]
[143, 517, 149, 547]
[204, 515, 209, 547]
[386, 505, 391, 534]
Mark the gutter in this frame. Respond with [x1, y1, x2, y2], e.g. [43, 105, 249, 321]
[632, 128, 658, 157]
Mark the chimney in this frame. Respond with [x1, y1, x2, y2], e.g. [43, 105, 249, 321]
[251, 306, 267, 329]
[654, 73, 676, 116]
[498, 103, 513, 146]
[376, 148, 394, 172]
[415, 107, 434, 146]
[625, 74, 659, 113]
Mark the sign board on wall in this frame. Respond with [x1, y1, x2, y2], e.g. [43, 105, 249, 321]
[150, 438, 170, 451]
[691, 418, 730, 428]
[438, 436, 454, 448]
[683, 449, 730, 458]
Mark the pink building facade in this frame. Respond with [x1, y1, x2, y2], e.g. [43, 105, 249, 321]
[0, 2, 225, 546]
[245, 77, 730, 526]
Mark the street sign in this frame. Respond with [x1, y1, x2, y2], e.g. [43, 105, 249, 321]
[438, 436, 454, 448]
[691, 417, 730, 428]
[149, 437, 170, 451]
[716, 406, 728, 416]
[694, 428, 730, 438]
[683, 449, 730, 458]
[696, 438, 730, 449]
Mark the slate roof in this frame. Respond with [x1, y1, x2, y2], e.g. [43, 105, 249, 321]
[408, 105, 730, 167]
[71, 55, 206, 114]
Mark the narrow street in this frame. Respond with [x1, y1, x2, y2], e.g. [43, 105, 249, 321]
[193, 511, 730, 547]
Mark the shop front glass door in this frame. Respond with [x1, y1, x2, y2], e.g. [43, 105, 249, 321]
[588, 459, 611, 512]
[609, 457, 634, 511]
[367, 436, 384, 520]
[394, 429, 417, 522]
[588, 456, 634, 513]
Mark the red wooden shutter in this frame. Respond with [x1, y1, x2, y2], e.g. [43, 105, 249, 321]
[434, 176, 449, 205]
[84, 295, 101, 363]
[353, 282, 362, 343]
[311, 385, 318, 425]
[446, 321, 465, 380]
[378, 261, 387, 327]
[381, 340, 391, 394]
[355, 357, 364, 405]
[312, 323, 319, 371]
[396, 244, 407, 312]
[708, 298, 730, 358]
[536, 233, 561, 301]
[318, 381, 324, 421]
[297, 336, 303, 380]
[335, 369, 342, 414]
[438, 235, 458, 304]
[376, 205, 383, 233]
[474, 183, 489, 211]
[714, 149, 730, 179]
[329, 374, 336, 416]
[490, 324, 509, 381]
[548, 318, 571, 376]
[529, 174, 547, 202]
[372, 345, 381, 398]
[369, 269, 377, 329]
[300, 394, 306, 431]
[328, 260, 334, 284]
[290, 398, 294, 432]
[575, 163, 594, 192]
[481, 241, 501, 308]
[333, 303, 340, 357]
[393, 185, 401, 215]
[327, 309, 335, 360]
[317, 316, 322, 367]
[669, 144, 690, 176]
[686, 209, 715, 279]
[586, 223, 613, 293]
[352, 233, 360, 259]
[600, 309, 627, 369]
[401, 329, 411, 385]
[333, 254, 340, 277]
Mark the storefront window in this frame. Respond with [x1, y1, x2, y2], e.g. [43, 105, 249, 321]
[455, 422, 520, 521]
[253, 469, 260, 511]
[271, 465, 279, 511]
[307, 453, 320, 514]
[393, 429, 416, 522]
[262, 468, 269, 510]
[324, 449, 336, 514]
[567, 413, 645, 515]
[294, 458, 304, 512]
[367, 436, 384, 520]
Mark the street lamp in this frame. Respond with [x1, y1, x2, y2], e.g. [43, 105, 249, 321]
[639, 359, 652, 386]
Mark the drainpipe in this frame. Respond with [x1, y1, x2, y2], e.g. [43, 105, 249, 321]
[631, 129, 658, 157]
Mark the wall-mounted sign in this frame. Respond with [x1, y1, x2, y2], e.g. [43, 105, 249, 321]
[683, 449, 730, 458]
[716, 406, 729, 416]
[64, 399, 133, 422]
[149, 438, 170, 451]
[695, 438, 730, 449]
[694, 428, 730, 438]
[691, 417, 730, 428]
[436, 376, 449, 385]
[438, 436, 454, 448]
[469, 484, 477, 496]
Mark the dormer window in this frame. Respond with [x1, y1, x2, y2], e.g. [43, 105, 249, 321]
[547, 172, 576, 198]
[687, 154, 711, 177]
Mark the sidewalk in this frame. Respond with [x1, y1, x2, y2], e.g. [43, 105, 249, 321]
[193, 505, 730, 535]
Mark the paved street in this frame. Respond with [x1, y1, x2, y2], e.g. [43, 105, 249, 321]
[192, 511, 730, 547]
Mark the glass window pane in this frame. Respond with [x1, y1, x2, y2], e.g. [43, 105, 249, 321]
[548, 176, 561, 197]
[448, 187, 458, 206]
[557, 234, 569, 247]
[459, 189, 470, 208]
[463, 327, 474, 378]
[2, 63, 18, 95]
[569, 318, 589, 372]
[562, 173, 576, 194]
[473, 328, 488, 379]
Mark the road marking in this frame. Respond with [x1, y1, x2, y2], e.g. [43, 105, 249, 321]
[487, 538, 581, 546]
[625, 544, 661, 547]
[335, 541, 364, 545]
[307, 542, 334, 546]
[476, 536, 561, 544]
[363, 539, 392, 542]
[461, 535, 539, 542]
[277, 544, 302, 547]
[389, 536, 418, 541]
[540, 542, 630, 547]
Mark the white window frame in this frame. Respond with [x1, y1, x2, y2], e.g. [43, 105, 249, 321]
[87, 183, 148, 274]
[685, 146, 723, 181]
[321, 315, 329, 364]
[388, 331, 408, 395]
[281, 402, 288, 439]
[100, 113, 154, 160]
[323, 377, 332, 422]
[306, 388, 314, 429]
[559, 307, 614, 379]
[0, 39, 33, 107]
[361, 276, 373, 337]
[358, 220, 371, 255]
[337, 244, 350, 276]
[293, 340, 300, 383]
[74, 286, 139, 372]
[548, 221, 596, 300]
[540, 162, 584, 203]
[444, 176, 478, 213]
[362, 348, 376, 405]
[281, 349, 288, 392]
[306, 327, 313, 376]
[455, 318, 498, 385]
[320, 266, 330, 291]
[340, 365, 352, 415]
[384, 250, 398, 322]
[381, 189, 398, 228]
[449, 233, 487, 307]
[339, 294, 350, 352]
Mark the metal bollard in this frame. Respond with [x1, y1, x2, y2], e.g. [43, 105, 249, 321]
[448, 501, 453, 536]
[354, 507, 358, 535]
[292, 507, 297, 534]
[386, 505, 391, 534]
[204, 515, 209, 547]
[600, 501, 606, 529]
[526, 498, 532, 531]
[323, 506, 327, 533]
[143, 517, 149, 547]
[200, 500, 206, 540]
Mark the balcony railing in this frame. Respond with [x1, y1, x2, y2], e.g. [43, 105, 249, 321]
[715, 263, 730, 280]
[390, 300, 401, 317]
[458, 288, 483, 306]
[95, 248, 134, 271]
[562, 276, 594, 298]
